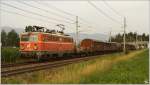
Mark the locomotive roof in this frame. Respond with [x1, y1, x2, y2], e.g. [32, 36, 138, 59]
[21, 32, 72, 38]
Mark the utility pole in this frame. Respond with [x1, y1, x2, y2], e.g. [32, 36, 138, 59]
[76, 16, 79, 52]
[135, 31, 137, 43]
[135, 31, 138, 49]
[141, 36, 143, 42]
[123, 17, 126, 53]
[109, 28, 112, 42]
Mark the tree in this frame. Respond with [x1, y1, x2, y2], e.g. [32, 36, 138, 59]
[1, 29, 7, 47]
[111, 32, 149, 43]
[7, 29, 19, 47]
[128, 32, 134, 42]
[146, 34, 149, 41]
[117, 33, 122, 42]
[133, 32, 137, 42]
[142, 33, 146, 41]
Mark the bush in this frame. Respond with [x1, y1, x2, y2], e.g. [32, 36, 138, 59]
[1, 47, 21, 63]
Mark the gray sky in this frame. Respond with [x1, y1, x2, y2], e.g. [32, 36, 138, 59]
[0, 0, 149, 35]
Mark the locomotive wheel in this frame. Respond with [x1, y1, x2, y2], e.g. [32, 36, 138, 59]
[20, 53, 25, 58]
[36, 52, 42, 62]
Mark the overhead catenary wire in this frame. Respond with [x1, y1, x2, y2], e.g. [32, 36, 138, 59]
[34, 1, 75, 17]
[35, 0, 105, 29]
[1, 1, 122, 36]
[35, 1, 90, 25]
[0, 9, 58, 25]
[0, 9, 74, 30]
[102, 0, 123, 18]
[35, 1, 98, 30]
[1, 2, 73, 24]
[34, 1, 95, 30]
[88, 1, 121, 25]
[16, 1, 75, 22]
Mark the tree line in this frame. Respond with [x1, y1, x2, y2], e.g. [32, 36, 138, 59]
[110, 32, 149, 43]
[1, 29, 19, 47]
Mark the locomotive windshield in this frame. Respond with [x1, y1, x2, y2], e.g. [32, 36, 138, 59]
[21, 34, 38, 42]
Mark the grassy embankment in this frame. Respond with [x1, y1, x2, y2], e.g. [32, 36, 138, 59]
[1, 47, 21, 63]
[1, 49, 149, 84]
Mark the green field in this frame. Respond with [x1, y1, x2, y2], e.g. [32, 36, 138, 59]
[1, 47, 21, 63]
[79, 49, 149, 84]
[1, 49, 149, 84]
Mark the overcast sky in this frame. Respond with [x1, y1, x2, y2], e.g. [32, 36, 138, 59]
[0, 0, 149, 35]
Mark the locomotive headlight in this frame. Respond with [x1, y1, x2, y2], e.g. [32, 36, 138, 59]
[34, 44, 38, 50]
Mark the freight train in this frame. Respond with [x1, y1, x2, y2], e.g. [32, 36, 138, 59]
[20, 26, 136, 59]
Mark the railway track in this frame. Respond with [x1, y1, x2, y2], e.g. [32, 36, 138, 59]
[1, 61, 37, 68]
[1, 56, 77, 68]
[1, 55, 100, 77]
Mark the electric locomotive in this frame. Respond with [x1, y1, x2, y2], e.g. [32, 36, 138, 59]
[20, 26, 75, 59]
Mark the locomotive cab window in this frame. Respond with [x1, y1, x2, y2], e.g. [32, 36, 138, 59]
[21, 35, 28, 41]
[21, 34, 38, 42]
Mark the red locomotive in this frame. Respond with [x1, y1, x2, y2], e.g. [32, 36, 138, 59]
[20, 26, 75, 59]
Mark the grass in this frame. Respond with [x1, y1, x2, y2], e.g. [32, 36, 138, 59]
[79, 49, 149, 84]
[1, 49, 149, 84]
[1, 47, 21, 63]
